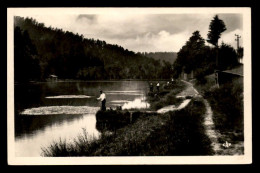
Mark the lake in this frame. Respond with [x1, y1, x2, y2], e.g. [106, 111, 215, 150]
[15, 80, 150, 157]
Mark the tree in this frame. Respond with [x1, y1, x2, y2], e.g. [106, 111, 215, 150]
[173, 31, 205, 75]
[14, 27, 41, 82]
[207, 15, 227, 84]
[207, 15, 227, 47]
[218, 43, 239, 70]
[173, 30, 218, 80]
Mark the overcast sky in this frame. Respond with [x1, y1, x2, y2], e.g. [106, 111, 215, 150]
[19, 12, 243, 53]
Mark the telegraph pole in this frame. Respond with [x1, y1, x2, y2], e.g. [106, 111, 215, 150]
[215, 41, 219, 88]
[235, 34, 241, 50]
[235, 34, 242, 63]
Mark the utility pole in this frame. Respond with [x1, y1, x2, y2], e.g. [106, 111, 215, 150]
[235, 34, 242, 63]
[215, 42, 219, 88]
[235, 34, 241, 50]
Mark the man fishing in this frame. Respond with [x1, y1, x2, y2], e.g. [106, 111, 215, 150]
[97, 90, 106, 111]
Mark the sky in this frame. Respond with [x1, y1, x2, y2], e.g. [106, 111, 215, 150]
[19, 12, 243, 53]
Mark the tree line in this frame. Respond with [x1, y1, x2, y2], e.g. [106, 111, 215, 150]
[172, 15, 243, 82]
[14, 16, 173, 82]
[137, 52, 178, 64]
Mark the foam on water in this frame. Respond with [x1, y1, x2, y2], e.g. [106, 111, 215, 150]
[20, 106, 100, 115]
[122, 98, 150, 110]
[110, 100, 130, 103]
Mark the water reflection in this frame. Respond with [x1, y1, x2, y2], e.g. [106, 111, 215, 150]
[15, 81, 149, 157]
[15, 114, 84, 138]
[15, 114, 100, 157]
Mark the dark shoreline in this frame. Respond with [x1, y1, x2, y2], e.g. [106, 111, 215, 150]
[14, 79, 170, 85]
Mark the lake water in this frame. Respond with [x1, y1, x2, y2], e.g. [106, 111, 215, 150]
[15, 81, 150, 157]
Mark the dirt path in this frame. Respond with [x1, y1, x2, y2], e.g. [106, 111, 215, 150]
[180, 80, 224, 155]
[176, 80, 199, 98]
[202, 98, 222, 154]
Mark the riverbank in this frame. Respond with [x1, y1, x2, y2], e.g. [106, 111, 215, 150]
[42, 80, 214, 156]
[15, 78, 171, 85]
[42, 99, 213, 156]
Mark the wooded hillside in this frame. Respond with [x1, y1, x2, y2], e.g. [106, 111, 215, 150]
[14, 16, 174, 82]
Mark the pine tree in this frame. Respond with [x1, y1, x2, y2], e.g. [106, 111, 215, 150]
[207, 15, 227, 47]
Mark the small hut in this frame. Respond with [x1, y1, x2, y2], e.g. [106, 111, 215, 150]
[48, 74, 58, 82]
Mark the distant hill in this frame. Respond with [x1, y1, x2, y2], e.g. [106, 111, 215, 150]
[14, 16, 174, 82]
[138, 52, 178, 64]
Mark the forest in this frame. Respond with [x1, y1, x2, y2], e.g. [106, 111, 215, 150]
[14, 16, 173, 82]
[14, 15, 242, 83]
[138, 52, 177, 64]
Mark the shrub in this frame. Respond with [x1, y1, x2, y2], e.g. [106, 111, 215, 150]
[205, 78, 243, 131]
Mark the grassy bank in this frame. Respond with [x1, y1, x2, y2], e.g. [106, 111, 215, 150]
[194, 75, 244, 154]
[147, 80, 186, 110]
[42, 96, 213, 156]
[95, 110, 141, 133]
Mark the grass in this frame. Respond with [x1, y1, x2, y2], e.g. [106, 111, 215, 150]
[194, 75, 244, 154]
[41, 97, 214, 156]
[164, 98, 213, 155]
[41, 129, 101, 157]
[191, 74, 216, 95]
[195, 76, 243, 131]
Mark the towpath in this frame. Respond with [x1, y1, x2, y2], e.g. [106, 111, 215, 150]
[156, 80, 223, 155]
[182, 80, 222, 155]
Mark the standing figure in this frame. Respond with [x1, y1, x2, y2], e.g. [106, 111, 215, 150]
[171, 78, 174, 84]
[156, 82, 160, 93]
[149, 82, 153, 92]
[97, 90, 106, 111]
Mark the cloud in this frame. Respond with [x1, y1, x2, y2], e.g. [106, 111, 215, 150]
[75, 14, 210, 39]
[77, 14, 97, 22]
[18, 13, 243, 52]
[218, 13, 243, 32]
[220, 29, 243, 48]
[100, 30, 191, 52]
[27, 14, 78, 31]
